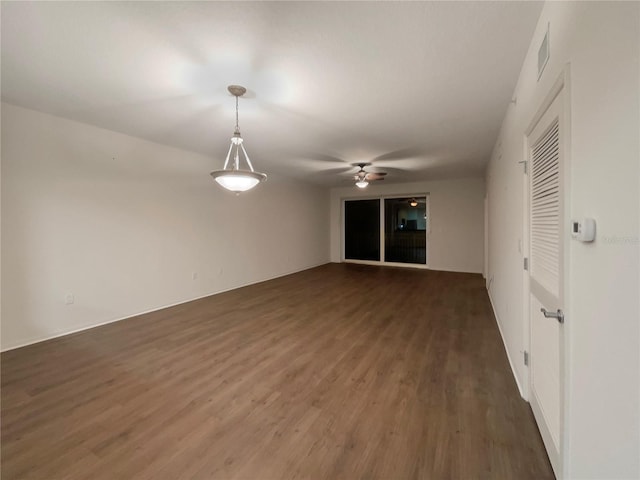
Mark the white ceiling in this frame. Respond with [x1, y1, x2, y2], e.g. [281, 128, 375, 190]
[1, 1, 542, 187]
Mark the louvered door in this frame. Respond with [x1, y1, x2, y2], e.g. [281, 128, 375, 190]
[531, 119, 560, 297]
[527, 89, 565, 478]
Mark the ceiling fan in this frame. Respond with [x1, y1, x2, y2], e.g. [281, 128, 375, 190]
[353, 163, 387, 188]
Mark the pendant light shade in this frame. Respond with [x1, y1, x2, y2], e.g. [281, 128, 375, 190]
[211, 170, 265, 192]
[210, 85, 267, 193]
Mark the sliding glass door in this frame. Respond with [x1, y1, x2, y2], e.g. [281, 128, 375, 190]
[343, 196, 427, 266]
[384, 197, 427, 264]
[344, 199, 380, 261]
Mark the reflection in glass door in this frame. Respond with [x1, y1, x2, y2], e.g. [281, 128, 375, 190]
[344, 199, 380, 261]
[384, 197, 427, 264]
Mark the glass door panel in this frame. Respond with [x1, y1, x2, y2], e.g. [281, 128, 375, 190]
[344, 199, 380, 261]
[384, 197, 427, 264]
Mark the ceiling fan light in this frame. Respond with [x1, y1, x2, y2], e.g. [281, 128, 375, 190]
[211, 170, 266, 192]
[352, 163, 386, 189]
[410, 199, 418, 207]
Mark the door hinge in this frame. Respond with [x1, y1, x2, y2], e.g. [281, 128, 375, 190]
[518, 160, 528, 174]
[524, 351, 529, 366]
[523, 257, 529, 270]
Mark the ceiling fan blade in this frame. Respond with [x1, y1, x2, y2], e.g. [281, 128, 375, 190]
[373, 147, 427, 162]
[304, 152, 348, 164]
[365, 172, 387, 181]
[320, 166, 354, 176]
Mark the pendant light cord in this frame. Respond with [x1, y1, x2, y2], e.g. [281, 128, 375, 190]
[235, 95, 240, 134]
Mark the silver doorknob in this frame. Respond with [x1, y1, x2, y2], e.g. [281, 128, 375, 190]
[541, 308, 564, 324]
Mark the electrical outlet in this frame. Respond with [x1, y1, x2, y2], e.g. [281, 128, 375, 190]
[65, 293, 74, 305]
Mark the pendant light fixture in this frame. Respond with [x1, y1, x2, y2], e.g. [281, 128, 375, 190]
[210, 85, 267, 193]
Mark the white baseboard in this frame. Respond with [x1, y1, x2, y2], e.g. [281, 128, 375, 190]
[1, 262, 329, 352]
[487, 288, 526, 399]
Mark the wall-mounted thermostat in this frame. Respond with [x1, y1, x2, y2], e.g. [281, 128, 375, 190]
[571, 218, 596, 242]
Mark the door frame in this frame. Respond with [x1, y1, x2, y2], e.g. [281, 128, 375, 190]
[522, 65, 572, 479]
[341, 193, 430, 269]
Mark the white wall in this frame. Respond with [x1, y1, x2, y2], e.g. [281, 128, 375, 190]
[1, 103, 330, 351]
[330, 177, 485, 274]
[486, 2, 639, 478]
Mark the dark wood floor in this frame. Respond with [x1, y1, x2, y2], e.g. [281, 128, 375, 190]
[1, 263, 553, 479]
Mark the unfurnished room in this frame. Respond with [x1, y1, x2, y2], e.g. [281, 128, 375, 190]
[1, 2, 639, 479]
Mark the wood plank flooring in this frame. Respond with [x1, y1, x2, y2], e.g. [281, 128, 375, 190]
[1, 263, 554, 479]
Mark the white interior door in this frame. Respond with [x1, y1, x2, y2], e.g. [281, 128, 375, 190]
[527, 89, 565, 478]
